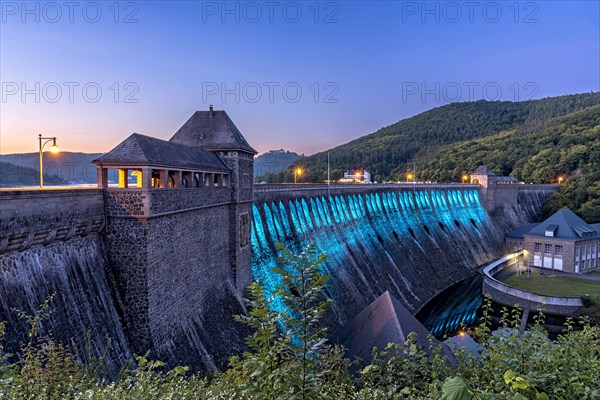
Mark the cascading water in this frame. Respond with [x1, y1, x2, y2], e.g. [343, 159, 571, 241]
[416, 275, 483, 337]
[251, 188, 506, 330]
[0, 235, 132, 378]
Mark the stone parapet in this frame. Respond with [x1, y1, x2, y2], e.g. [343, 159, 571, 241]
[0, 189, 105, 253]
[104, 187, 232, 218]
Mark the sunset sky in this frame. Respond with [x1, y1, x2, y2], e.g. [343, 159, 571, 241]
[1, 1, 598, 155]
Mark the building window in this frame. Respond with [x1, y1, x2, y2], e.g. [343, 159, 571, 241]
[534, 243, 542, 252]
[555, 245, 563, 256]
[239, 213, 249, 248]
[243, 173, 251, 188]
[544, 244, 552, 254]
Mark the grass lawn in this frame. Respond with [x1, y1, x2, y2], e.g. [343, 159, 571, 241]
[503, 271, 600, 322]
[502, 271, 600, 301]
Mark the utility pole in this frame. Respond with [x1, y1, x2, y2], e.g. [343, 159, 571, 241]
[327, 151, 331, 199]
[413, 161, 416, 192]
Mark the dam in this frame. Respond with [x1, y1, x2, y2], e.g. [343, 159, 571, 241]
[251, 184, 552, 334]
[0, 109, 557, 374]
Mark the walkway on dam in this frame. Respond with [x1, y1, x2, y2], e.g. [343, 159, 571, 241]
[2, 182, 556, 193]
[255, 182, 556, 192]
[254, 182, 480, 192]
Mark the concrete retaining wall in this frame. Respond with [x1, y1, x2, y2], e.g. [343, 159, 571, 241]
[482, 252, 583, 316]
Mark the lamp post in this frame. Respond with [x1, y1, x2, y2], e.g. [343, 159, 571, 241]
[327, 151, 330, 198]
[558, 176, 564, 184]
[462, 175, 469, 183]
[294, 167, 303, 184]
[38, 134, 60, 188]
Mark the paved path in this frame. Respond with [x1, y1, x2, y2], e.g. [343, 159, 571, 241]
[500, 264, 600, 282]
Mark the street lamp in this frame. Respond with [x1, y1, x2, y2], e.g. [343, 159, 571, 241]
[294, 167, 303, 184]
[355, 170, 362, 182]
[462, 175, 469, 183]
[558, 176, 565, 184]
[39, 134, 60, 188]
[407, 172, 413, 183]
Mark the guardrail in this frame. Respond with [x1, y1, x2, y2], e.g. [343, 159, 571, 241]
[253, 183, 480, 192]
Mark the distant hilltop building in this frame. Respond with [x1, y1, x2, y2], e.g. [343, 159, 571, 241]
[505, 208, 600, 274]
[340, 170, 371, 183]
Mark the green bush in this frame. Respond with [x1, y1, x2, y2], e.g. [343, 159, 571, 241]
[1, 247, 599, 399]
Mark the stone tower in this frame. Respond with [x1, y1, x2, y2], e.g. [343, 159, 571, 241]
[170, 106, 257, 290]
[471, 165, 519, 212]
[470, 165, 496, 188]
[92, 108, 255, 371]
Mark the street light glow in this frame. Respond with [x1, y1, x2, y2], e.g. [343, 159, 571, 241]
[38, 135, 60, 188]
[294, 167, 303, 184]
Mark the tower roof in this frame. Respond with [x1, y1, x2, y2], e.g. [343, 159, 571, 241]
[334, 291, 453, 367]
[170, 109, 257, 154]
[525, 208, 599, 241]
[92, 133, 230, 171]
[472, 165, 496, 176]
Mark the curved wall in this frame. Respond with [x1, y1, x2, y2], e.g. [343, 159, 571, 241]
[251, 188, 548, 331]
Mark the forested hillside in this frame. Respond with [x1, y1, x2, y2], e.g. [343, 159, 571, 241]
[419, 105, 600, 222]
[292, 93, 600, 222]
[254, 149, 302, 180]
[296, 93, 600, 183]
[0, 162, 67, 187]
[0, 152, 102, 185]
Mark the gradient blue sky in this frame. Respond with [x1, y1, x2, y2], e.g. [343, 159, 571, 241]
[1, 0, 598, 155]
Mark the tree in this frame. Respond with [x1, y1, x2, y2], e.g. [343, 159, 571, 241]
[225, 243, 349, 400]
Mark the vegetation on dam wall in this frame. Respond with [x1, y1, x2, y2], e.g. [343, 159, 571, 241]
[1, 245, 599, 400]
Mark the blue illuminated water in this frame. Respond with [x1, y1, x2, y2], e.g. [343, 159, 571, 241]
[415, 274, 483, 337]
[251, 189, 502, 331]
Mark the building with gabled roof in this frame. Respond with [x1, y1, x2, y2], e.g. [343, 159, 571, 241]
[472, 165, 496, 177]
[170, 106, 257, 154]
[471, 165, 519, 188]
[523, 209, 599, 273]
[470, 165, 521, 211]
[94, 133, 230, 171]
[89, 107, 255, 371]
[506, 208, 600, 273]
[93, 133, 231, 189]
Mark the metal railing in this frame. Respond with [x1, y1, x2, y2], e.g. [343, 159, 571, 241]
[252, 182, 480, 192]
[482, 252, 583, 307]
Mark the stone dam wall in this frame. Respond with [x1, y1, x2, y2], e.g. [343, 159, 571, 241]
[0, 190, 131, 376]
[251, 185, 554, 332]
[0, 184, 555, 373]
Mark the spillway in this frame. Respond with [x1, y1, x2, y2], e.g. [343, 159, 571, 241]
[251, 188, 533, 330]
[0, 234, 132, 377]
